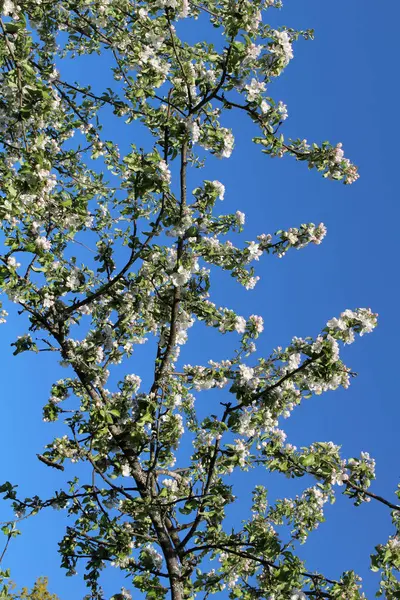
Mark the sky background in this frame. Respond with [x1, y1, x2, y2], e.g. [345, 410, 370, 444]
[0, 0, 399, 598]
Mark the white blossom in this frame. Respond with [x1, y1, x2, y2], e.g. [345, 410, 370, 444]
[331, 469, 349, 486]
[235, 211, 245, 226]
[2, 0, 16, 16]
[162, 478, 178, 500]
[7, 256, 20, 268]
[159, 159, 171, 183]
[238, 364, 259, 388]
[277, 101, 288, 121]
[35, 236, 52, 251]
[235, 316, 247, 334]
[171, 266, 191, 287]
[244, 276, 260, 290]
[66, 269, 81, 290]
[245, 78, 266, 102]
[246, 43, 262, 60]
[272, 30, 294, 67]
[217, 129, 234, 159]
[261, 100, 270, 114]
[211, 180, 225, 200]
[233, 439, 250, 467]
[334, 143, 345, 163]
[247, 241, 262, 261]
[249, 315, 264, 334]
[180, 0, 189, 18]
[121, 463, 131, 477]
[125, 374, 142, 391]
[187, 119, 201, 144]
[142, 544, 163, 569]
[43, 294, 55, 309]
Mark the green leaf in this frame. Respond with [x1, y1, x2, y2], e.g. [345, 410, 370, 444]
[301, 454, 315, 467]
[5, 23, 19, 34]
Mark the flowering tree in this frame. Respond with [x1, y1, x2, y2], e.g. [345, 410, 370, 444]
[0, 0, 398, 599]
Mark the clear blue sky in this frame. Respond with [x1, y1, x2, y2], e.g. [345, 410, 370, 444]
[0, 1, 399, 597]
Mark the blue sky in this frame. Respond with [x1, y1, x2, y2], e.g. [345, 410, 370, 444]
[0, 0, 399, 597]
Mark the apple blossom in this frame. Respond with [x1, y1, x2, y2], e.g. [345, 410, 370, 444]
[0, 2, 392, 600]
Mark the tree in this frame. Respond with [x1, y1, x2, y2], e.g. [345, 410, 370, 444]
[0, 0, 398, 599]
[0, 574, 59, 600]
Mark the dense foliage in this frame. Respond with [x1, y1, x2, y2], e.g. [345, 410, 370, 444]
[0, 575, 60, 600]
[0, 0, 398, 599]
